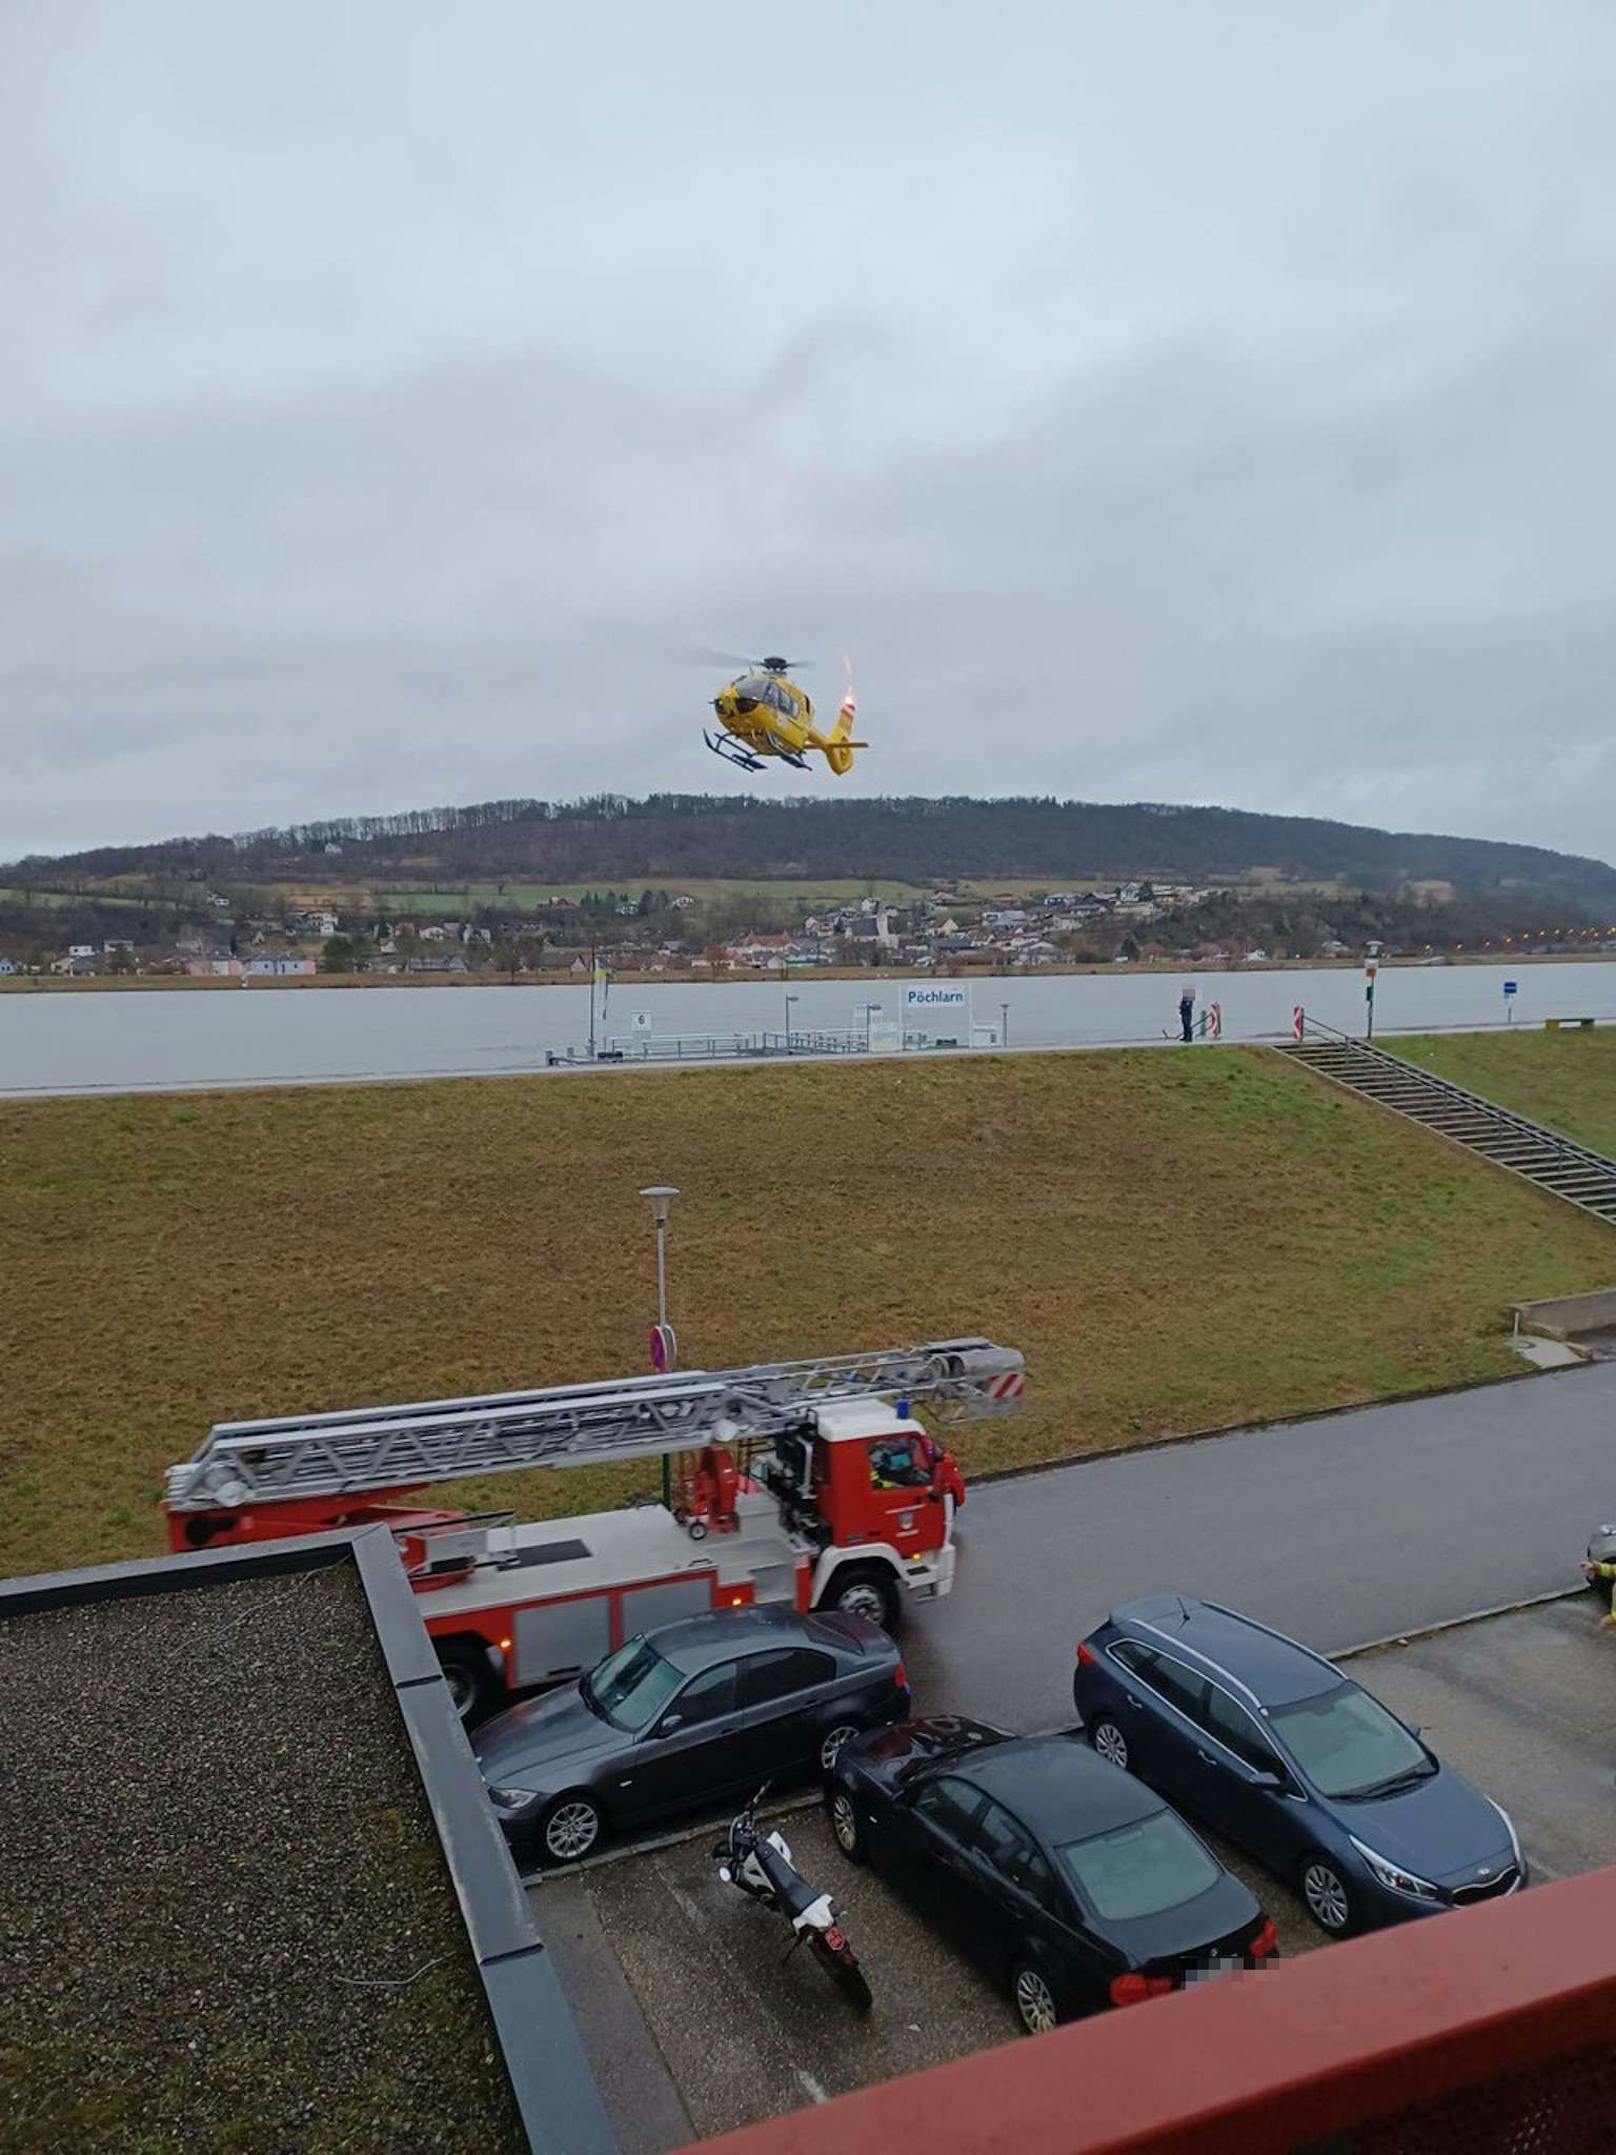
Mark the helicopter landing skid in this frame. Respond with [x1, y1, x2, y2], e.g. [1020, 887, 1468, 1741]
[704, 729, 767, 773]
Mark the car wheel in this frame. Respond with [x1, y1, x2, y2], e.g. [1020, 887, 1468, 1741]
[821, 1564, 900, 1632]
[819, 1722, 861, 1773]
[436, 1641, 492, 1725]
[1300, 1855, 1355, 1935]
[540, 1792, 603, 1865]
[1009, 1958, 1063, 2036]
[828, 1787, 868, 1864]
[1089, 1718, 1130, 1772]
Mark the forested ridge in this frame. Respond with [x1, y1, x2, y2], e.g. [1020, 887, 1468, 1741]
[10, 794, 1615, 908]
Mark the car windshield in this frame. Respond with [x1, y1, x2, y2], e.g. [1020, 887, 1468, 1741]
[1059, 1810, 1222, 1922]
[580, 1636, 683, 1733]
[1270, 1683, 1434, 1798]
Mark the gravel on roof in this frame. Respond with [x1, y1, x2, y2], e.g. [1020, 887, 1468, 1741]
[0, 1562, 527, 2154]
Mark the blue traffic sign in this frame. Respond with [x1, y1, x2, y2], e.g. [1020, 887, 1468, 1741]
[1503, 980, 1519, 996]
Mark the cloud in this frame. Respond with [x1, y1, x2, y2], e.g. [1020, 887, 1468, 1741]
[2, 0, 1614, 862]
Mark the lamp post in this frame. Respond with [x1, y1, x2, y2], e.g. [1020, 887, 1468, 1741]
[860, 1000, 882, 1049]
[785, 991, 799, 1054]
[1000, 1001, 1010, 1049]
[639, 1185, 679, 1505]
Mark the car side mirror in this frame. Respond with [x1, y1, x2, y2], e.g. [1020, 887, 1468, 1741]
[656, 1713, 684, 1737]
[1250, 1767, 1287, 1791]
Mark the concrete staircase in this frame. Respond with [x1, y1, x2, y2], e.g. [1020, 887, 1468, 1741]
[1277, 1033, 1616, 1226]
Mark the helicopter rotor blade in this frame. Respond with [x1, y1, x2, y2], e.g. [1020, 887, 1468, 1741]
[681, 645, 754, 668]
[675, 642, 817, 671]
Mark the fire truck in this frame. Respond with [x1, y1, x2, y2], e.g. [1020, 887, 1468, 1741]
[162, 1336, 1025, 1719]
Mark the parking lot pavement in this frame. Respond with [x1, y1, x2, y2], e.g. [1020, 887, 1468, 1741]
[529, 1595, 1616, 2147]
[1343, 1591, 1616, 1885]
[547, 1807, 1012, 2145]
[531, 1763, 1320, 2150]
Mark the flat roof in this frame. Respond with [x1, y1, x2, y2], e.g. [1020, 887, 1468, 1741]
[0, 1530, 612, 2155]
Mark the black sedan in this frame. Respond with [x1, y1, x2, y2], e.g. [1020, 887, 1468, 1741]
[473, 1604, 910, 1865]
[826, 1717, 1275, 2034]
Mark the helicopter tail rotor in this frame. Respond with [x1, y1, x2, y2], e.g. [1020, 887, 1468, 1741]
[823, 656, 861, 775]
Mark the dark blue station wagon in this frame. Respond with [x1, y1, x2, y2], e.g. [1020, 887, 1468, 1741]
[1074, 1596, 1523, 1935]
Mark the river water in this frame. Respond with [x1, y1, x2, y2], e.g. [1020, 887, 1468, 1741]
[2, 962, 1613, 1098]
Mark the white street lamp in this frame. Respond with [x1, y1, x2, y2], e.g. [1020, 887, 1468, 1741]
[639, 1185, 679, 1343]
[639, 1185, 679, 1507]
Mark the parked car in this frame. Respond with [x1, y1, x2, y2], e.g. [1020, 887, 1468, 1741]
[474, 1604, 909, 1865]
[1074, 1597, 1524, 1936]
[825, 1716, 1275, 2033]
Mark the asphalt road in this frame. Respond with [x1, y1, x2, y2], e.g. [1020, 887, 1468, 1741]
[902, 1361, 1616, 1732]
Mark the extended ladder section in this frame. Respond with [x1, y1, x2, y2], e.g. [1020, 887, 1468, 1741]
[164, 1338, 1026, 1511]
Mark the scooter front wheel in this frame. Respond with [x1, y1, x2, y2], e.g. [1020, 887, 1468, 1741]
[809, 1929, 873, 2013]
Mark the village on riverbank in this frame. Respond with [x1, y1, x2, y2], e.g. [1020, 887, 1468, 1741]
[6, 874, 1616, 987]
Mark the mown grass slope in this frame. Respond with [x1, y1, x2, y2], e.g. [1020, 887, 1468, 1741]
[1393, 1029, 1616, 1160]
[4, 1047, 1613, 1578]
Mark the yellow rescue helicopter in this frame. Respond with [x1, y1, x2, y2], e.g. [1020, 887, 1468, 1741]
[705, 655, 865, 776]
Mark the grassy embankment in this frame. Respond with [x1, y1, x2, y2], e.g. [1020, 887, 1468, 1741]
[1393, 1028, 1616, 1160]
[3, 1046, 1614, 1581]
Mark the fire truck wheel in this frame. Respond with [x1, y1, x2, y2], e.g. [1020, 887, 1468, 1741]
[436, 1641, 492, 1724]
[541, 1792, 603, 1865]
[821, 1564, 900, 1632]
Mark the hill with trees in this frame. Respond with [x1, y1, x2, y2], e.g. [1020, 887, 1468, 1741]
[8, 794, 1616, 914]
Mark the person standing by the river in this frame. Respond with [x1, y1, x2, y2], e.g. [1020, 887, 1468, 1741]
[1178, 985, 1196, 1043]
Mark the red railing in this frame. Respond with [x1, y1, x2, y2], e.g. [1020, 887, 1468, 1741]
[693, 1866, 1616, 2155]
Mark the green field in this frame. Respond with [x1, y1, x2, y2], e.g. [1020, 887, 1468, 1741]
[1393, 1028, 1616, 1159]
[3, 1046, 1613, 1582]
[0, 886, 151, 911]
[348, 877, 930, 914]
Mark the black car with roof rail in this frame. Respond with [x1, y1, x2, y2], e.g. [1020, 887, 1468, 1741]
[825, 1715, 1275, 2033]
[1074, 1595, 1524, 1936]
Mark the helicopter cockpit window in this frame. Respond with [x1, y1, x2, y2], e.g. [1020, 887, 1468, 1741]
[734, 677, 788, 712]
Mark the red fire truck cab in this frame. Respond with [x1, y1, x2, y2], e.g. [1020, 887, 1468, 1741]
[162, 1340, 1022, 1720]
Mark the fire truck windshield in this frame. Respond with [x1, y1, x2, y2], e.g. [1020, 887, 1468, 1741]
[582, 1635, 682, 1732]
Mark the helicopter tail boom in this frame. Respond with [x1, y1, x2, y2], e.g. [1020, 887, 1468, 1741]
[820, 681, 860, 775]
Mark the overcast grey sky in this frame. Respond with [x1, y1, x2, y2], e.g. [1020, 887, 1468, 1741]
[4, 1, 1614, 863]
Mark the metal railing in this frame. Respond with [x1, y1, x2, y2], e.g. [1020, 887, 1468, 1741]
[547, 1027, 963, 1066]
[1287, 1015, 1616, 1177]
